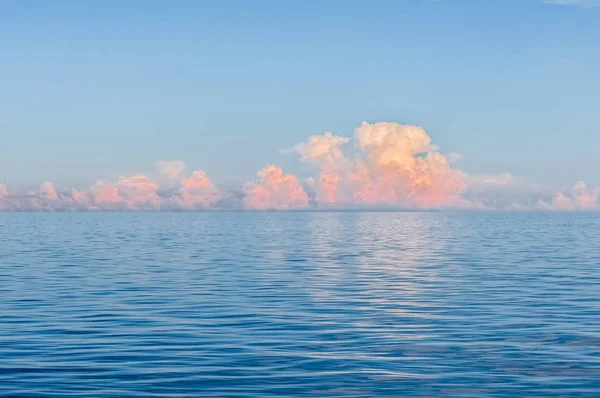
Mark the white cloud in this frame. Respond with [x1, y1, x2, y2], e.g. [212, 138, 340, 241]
[536, 182, 599, 211]
[154, 160, 186, 180]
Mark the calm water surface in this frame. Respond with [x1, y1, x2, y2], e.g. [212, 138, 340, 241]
[1, 212, 599, 397]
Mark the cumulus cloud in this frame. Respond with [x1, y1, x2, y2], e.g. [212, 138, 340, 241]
[0, 184, 7, 209]
[536, 182, 599, 211]
[244, 165, 309, 210]
[154, 160, 186, 180]
[1, 121, 598, 212]
[117, 174, 160, 210]
[0, 168, 220, 211]
[294, 132, 351, 171]
[446, 152, 463, 165]
[316, 172, 342, 204]
[291, 121, 465, 208]
[462, 173, 564, 210]
[71, 188, 88, 206]
[40, 181, 59, 202]
[355, 122, 433, 165]
[177, 171, 219, 209]
[90, 180, 121, 207]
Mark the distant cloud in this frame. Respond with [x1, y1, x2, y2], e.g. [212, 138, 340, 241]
[463, 173, 548, 211]
[177, 171, 219, 210]
[536, 182, 599, 211]
[467, 172, 516, 187]
[154, 160, 185, 180]
[293, 131, 351, 171]
[446, 152, 463, 165]
[1, 121, 599, 212]
[244, 165, 309, 210]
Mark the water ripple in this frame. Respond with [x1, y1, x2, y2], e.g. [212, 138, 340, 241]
[0, 212, 599, 396]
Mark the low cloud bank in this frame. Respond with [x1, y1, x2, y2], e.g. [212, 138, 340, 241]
[1, 122, 598, 211]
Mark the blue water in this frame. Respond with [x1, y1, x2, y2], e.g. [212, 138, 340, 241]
[1, 212, 599, 397]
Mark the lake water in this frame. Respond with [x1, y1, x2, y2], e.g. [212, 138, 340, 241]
[1, 212, 599, 397]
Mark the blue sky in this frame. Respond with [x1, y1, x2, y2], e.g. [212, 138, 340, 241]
[1, 0, 598, 187]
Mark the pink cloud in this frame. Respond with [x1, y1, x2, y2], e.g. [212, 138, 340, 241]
[537, 182, 599, 210]
[291, 121, 465, 208]
[40, 181, 59, 202]
[1, 121, 597, 212]
[244, 165, 309, 210]
[178, 171, 219, 209]
[117, 174, 160, 210]
[294, 131, 351, 171]
[90, 180, 122, 207]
